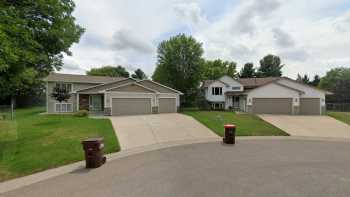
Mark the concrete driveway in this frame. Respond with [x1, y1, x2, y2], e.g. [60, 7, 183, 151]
[4, 139, 350, 197]
[259, 115, 350, 138]
[110, 113, 219, 150]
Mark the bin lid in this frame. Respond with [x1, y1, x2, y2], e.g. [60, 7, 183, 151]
[82, 137, 104, 143]
[224, 124, 236, 129]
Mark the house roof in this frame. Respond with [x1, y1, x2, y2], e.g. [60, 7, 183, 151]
[237, 77, 281, 89]
[45, 73, 124, 84]
[201, 79, 230, 88]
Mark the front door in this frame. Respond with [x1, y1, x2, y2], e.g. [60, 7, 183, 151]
[232, 96, 240, 109]
[89, 95, 102, 111]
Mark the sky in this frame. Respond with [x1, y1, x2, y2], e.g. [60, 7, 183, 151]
[60, 0, 350, 79]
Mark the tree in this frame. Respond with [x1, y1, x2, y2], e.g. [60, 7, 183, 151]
[51, 86, 71, 103]
[131, 68, 147, 79]
[87, 66, 130, 78]
[302, 74, 310, 84]
[319, 67, 350, 104]
[0, 0, 84, 102]
[296, 74, 303, 82]
[257, 54, 284, 77]
[152, 34, 204, 106]
[239, 63, 255, 78]
[201, 59, 237, 80]
[310, 75, 321, 87]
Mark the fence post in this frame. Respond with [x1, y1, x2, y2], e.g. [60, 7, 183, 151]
[11, 98, 14, 120]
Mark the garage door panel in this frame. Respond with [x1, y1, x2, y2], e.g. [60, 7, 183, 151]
[159, 98, 176, 113]
[112, 98, 151, 116]
[300, 98, 320, 115]
[253, 98, 292, 114]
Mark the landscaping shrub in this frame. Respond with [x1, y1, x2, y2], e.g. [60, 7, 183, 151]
[74, 110, 88, 117]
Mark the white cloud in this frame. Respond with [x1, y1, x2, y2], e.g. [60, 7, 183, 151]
[63, 0, 350, 79]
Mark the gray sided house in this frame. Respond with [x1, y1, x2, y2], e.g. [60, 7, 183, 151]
[45, 73, 182, 116]
[201, 75, 332, 115]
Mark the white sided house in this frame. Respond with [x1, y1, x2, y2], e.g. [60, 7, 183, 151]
[45, 73, 182, 116]
[201, 75, 332, 115]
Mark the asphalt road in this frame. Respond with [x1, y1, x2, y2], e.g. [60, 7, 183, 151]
[3, 139, 350, 197]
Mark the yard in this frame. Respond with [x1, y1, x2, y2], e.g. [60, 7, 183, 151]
[182, 110, 288, 136]
[328, 112, 350, 125]
[0, 107, 120, 182]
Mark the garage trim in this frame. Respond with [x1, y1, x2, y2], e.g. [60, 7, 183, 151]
[252, 98, 293, 115]
[299, 98, 321, 115]
[158, 97, 177, 113]
[111, 97, 152, 116]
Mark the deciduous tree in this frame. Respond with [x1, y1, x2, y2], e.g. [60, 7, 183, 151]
[0, 0, 84, 102]
[257, 54, 284, 77]
[239, 63, 255, 78]
[87, 66, 130, 78]
[152, 34, 204, 106]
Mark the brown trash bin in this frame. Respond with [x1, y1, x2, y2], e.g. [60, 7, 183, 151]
[82, 137, 106, 168]
[223, 124, 236, 144]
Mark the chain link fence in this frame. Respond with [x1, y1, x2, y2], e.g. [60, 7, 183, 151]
[326, 103, 350, 112]
[0, 104, 18, 163]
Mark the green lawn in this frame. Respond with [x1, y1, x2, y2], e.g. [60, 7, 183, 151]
[182, 110, 288, 137]
[0, 107, 120, 182]
[328, 112, 350, 125]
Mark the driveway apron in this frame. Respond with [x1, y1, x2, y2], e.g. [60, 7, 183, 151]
[110, 113, 219, 150]
[259, 115, 350, 138]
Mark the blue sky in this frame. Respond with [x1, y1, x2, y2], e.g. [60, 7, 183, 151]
[61, 0, 350, 79]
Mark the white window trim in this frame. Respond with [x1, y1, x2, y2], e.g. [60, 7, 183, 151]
[212, 87, 223, 96]
[55, 82, 73, 93]
[55, 103, 73, 113]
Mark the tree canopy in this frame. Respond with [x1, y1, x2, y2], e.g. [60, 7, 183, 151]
[239, 63, 255, 78]
[319, 67, 350, 103]
[152, 34, 203, 106]
[0, 0, 84, 100]
[257, 54, 284, 77]
[131, 68, 147, 79]
[87, 66, 130, 78]
[201, 59, 237, 80]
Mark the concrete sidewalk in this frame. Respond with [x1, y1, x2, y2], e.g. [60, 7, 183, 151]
[259, 115, 350, 138]
[110, 113, 219, 150]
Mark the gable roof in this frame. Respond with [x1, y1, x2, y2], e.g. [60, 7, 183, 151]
[137, 80, 183, 94]
[45, 73, 124, 84]
[75, 78, 136, 93]
[104, 82, 158, 93]
[245, 81, 305, 94]
[237, 77, 281, 89]
[280, 77, 333, 95]
[201, 79, 230, 88]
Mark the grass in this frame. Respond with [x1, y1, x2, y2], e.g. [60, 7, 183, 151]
[182, 110, 288, 137]
[0, 107, 120, 182]
[328, 112, 350, 125]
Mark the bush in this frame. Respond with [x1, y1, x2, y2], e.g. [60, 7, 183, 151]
[74, 110, 88, 117]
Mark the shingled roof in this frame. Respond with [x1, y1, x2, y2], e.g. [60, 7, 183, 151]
[237, 77, 281, 89]
[45, 73, 125, 84]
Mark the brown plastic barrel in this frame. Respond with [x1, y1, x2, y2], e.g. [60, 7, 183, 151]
[223, 124, 236, 144]
[82, 137, 106, 168]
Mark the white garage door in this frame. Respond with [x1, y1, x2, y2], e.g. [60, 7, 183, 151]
[158, 98, 176, 113]
[111, 98, 151, 116]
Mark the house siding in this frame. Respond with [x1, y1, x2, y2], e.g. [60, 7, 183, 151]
[47, 82, 96, 113]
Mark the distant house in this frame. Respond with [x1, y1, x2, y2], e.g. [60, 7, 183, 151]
[45, 73, 182, 116]
[201, 75, 332, 115]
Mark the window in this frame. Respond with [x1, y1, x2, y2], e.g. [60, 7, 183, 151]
[55, 103, 73, 112]
[231, 86, 241, 90]
[211, 87, 222, 95]
[55, 83, 72, 92]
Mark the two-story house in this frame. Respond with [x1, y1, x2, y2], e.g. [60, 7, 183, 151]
[201, 75, 332, 115]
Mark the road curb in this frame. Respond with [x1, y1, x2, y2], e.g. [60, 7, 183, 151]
[1, 136, 350, 194]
